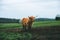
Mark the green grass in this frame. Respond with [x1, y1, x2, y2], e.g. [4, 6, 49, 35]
[0, 21, 60, 40]
[0, 23, 21, 29]
[0, 32, 32, 40]
[33, 21, 60, 28]
[0, 21, 60, 29]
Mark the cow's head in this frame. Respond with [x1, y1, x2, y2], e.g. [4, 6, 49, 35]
[28, 16, 35, 22]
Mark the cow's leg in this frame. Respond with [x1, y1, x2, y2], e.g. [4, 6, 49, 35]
[23, 25, 26, 31]
[23, 25, 24, 30]
[25, 25, 27, 31]
[28, 24, 32, 30]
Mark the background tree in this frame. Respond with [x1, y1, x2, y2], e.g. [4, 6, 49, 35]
[55, 14, 60, 20]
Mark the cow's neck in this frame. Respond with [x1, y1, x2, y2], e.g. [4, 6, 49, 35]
[28, 20, 33, 24]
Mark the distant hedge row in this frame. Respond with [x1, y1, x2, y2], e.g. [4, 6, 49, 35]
[0, 18, 54, 23]
[0, 18, 19, 23]
[0, 17, 60, 23]
[35, 18, 55, 22]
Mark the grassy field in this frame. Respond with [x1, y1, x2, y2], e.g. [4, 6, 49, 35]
[0, 32, 32, 40]
[0, 20, 60, 29]
[33, 21, 60, 27]
[0, 21, 60, 40]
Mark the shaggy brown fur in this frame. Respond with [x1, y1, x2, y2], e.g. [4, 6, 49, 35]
[21, 16, 35, 30]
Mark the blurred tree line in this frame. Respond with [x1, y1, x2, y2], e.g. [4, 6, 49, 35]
[0, 18, 20, 23]
[0, 15, 60, 23]
[0, 18, 55, 23]
[35, 18, 55, 22]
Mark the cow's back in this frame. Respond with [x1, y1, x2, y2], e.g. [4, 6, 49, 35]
[22, 18, 29, 25]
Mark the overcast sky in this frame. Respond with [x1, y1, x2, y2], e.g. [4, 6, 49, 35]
[0, 0, 60, 19]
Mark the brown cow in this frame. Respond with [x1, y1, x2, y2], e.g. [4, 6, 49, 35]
[21, 16, 35, 30]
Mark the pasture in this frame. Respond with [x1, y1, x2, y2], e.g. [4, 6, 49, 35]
[0, 21, 60, 40]
[0, 21, 60, 29]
